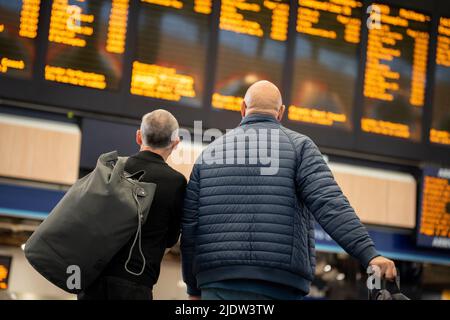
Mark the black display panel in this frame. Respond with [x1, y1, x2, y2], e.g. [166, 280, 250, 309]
[0, 0, 40, 79]
[0, 0, 448, 165]
[131, 0, 211, 107]
[212, 0, 289, 112]
[361, 4, 431, 142]
[288, 0, 362, 130]
[45, 0, 129, 90]
[430, 16, 450, 147]
[417, 167, 450, 250]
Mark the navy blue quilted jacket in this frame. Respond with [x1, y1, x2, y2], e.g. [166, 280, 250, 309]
[181, 114, 379, 296]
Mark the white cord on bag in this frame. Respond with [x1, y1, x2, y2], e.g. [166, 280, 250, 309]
[124, 182, 147, 276]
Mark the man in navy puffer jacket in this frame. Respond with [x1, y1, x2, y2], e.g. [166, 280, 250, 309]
[181, 81, 396, 300]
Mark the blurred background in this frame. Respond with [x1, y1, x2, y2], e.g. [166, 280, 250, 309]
[0, 0, 449, 299]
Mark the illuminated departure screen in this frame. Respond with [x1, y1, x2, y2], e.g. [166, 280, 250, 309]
[45, 0, 129, 90]
[289, 0, 362, 130]
[212, 0, 289, 112]
[362, 4, 430, 141]
[417, 167, 450, 250]
[131, 0, 212, 107]
[0, 0, 41, 79]
[430, 17, 450, 146]
[0, 255, 11, 290]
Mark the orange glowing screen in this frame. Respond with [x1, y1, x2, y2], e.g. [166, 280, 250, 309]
[0, 0, 40, 79]
[213, 0, 290, 112]
[45, 0, 129, 90]
[130, 0, 212, 107]
[0, 256, 11, 290]
[361, 4, 431, 141]
[429, 17, 450, 146]
[289, 0, 362, 130]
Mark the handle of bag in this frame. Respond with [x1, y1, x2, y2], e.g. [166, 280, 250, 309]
[109, 157, 128, 185]
[368, 275, 401, 300]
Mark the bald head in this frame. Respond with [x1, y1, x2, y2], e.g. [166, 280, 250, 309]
[140, 109, 179, 149]
[243, 80, 283, 115]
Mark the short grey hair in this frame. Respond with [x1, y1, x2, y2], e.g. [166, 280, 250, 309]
[140, 109, 179, 149]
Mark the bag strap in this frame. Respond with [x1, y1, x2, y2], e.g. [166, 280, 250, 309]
[124, 183, 147, 276]
[107, 154, 149, 276]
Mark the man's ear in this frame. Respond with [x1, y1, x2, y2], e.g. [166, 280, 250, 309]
[277, 105, 286, 122]
[241, 100, 247, 118]
[136, 129, 143, 146]
[171, 136, 180, 150]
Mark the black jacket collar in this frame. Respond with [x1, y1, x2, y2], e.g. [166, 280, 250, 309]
[239, 113, 280, 126]
[132, 150, 166, 164]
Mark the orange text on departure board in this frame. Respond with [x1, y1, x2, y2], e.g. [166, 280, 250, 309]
[420, 176, 450, 238]
[363, 4, 430, 107]
[288, 106, 346, 126]
[212, 93, 243, 111]
[437, 17, 450, 67]
[361, 117, 410, 139]
[430, 17, 450, 146]
[49, 0, 130, 52]
[219, 0, 289, 41]
[106, 0, 130, 54]
[213, 1, 289, 112]
[0, 58, 25, 74]
[140, 0, 212, 14]
[0, 264, 8, 290]
[430, 129, 450, 146]
[362, 4, 430, 139]
[287, 0, 361, 126]
[297, 0, 362, 44]
[0, 0, 39, 75]
[130, 61, 196, 101]
[19, 0, 41, 38]
[48, 0, 95, 47]
[45, 65, 107, 89]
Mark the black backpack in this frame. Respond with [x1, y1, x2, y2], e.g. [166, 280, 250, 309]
[25, 151, 156, 293]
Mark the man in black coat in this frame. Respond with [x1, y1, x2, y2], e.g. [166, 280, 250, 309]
[78, 109, 186, 300]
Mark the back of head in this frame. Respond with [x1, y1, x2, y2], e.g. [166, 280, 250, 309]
[244, 80, 283, 115]
[140, 109, 179, 149]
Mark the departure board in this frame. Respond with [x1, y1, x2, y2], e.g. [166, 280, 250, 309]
[0, 255, 11, 290]
[45, 0, 129, 90]
[417, 167, 450, 250]
[0, 0, 41, 79]
[131, 0, 212, 107]
[289, 0, 362, 130]
[0, 0, 448, 163]
[430, 17, 450, 146]
[212, 0, 290, 112]
[362, 4, 430, 141]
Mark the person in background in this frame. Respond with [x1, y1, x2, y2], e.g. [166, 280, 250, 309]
[181, 80, 396, 300]
[78, 109, 186, 300]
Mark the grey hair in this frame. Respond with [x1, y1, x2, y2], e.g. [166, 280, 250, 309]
[140, 109, 179, 149]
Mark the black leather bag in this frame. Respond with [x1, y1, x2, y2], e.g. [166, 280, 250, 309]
[25, 151, 156, 293]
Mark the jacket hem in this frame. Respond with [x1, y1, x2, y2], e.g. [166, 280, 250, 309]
[196, 265, 311, 295]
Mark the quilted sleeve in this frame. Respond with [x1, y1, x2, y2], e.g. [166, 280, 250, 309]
[181, 162, 201, 296]
[295, 137, 380, 268]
